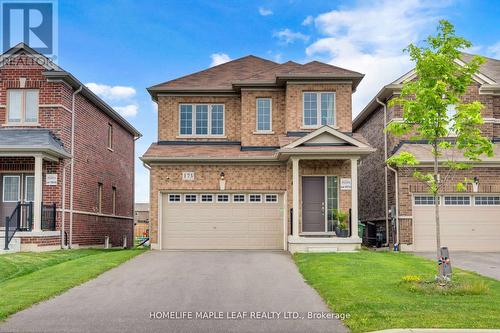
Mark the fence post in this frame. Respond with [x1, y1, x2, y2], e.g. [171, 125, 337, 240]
[4, 217, 9, 250]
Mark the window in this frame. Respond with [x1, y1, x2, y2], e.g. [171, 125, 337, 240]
[217, 194, 229, 202]
[265, 194, 278, 203]
[107, 124, 113, 150]
[179, 104, 224, 136]
[446, 104, 457, 135]
[3, 175, 20, 202]
[184, 194, 198, 202]
[7, 89, 39, 124]
[25, 175, 35, 202]
[249, 194, 262, 203]
[168, 194, 181, 203]
[475, 196, 500, 205]
[112, 186, 117, 215]
[233, 194, 246, 203]
[303, 92, 335, 127]
[444, 196, 470, 206]
[326, 176, 339, 231]
[201, 194, 213, 202]
[256, 98, 272, 132]
[414, 195, 437, 205]
[97, 183, 103, 213]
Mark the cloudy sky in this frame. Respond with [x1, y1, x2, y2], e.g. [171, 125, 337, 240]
[55, 0, 500, 203]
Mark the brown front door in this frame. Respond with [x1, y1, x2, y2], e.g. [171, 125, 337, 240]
[302, 176, 325, 232]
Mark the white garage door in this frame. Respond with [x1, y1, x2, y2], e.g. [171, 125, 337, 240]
[161, 193, 284, 250]
[413, 195, 500, 252]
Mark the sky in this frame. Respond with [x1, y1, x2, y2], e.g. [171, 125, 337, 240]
[52, 0, 500, 203]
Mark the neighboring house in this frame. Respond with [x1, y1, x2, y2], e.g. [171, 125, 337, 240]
[134, 203, 150, 239]
[0, 43, 141, 252]
[141, 56, 374, 253]
[353, 53, 500, 252]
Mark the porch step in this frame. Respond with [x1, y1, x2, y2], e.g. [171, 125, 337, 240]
[0, 236, 21, 254]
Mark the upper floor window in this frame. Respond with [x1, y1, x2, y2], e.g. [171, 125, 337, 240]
[446, 104, 457, 136]
[179, 104, 224, 136]
[256, 98, 272, 132]
[107, 124, 113, 150]
[303, 92, 335, 128]
[7, 89, 39, 124]
[97, 183, 103, 213]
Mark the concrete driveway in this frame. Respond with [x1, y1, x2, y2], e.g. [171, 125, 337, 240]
[0, 251, 348, 333]
[416, 252, 500, 280]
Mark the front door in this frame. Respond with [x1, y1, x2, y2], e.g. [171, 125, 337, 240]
[302, 177, 325, 232]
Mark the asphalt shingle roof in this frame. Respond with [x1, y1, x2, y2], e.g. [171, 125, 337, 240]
[0, 128, 70, 158]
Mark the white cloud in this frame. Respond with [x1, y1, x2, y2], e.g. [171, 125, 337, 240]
[305, 0, 452, 115]
[210, 53, 231, 67]
[302, 15, 313, 26]
[273, 28, 310, 44]
[487, 41, 500, 59]
[114, 104, 138, 117]
[258, 7, 273, 16]
[85, 82, 136, 101]
[152, 101, 158, 113]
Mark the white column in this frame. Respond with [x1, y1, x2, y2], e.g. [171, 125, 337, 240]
[292, 157, 300, 237]
[350, 157, 359, 239]
[33, 155, 43, 232]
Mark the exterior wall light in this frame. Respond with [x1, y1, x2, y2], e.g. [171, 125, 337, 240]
[219, 172, 226, 191]
[473, 176, 479, 193]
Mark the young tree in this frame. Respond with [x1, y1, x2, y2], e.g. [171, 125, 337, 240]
[386, 20, 494, 281]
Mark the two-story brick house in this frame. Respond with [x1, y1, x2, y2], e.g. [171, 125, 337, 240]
[142, 56, 374, 253]
[353, 53, 500, 252]
[1, 43, 141, 252]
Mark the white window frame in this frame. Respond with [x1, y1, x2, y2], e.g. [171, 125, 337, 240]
[168, 194, 181, 203]
[178, 103, 225, 137]
[200, 194, 214, 203]
[414, 195, 438, 206]
[264, 194, 278, 203]
[249, 194, 262, 203]
[2, 175, 21, 202]
[216, 194, 229, 203]
[443, 195, 471, 206]
[184, 194, 198, 203]
[7, 89, 39, 125]
[24, 175, 35, 202]
[302, 91, 336, 129]
[232, 194, 246, 203]
[474, 195, 500, 206]
[255, 98, 272, 133]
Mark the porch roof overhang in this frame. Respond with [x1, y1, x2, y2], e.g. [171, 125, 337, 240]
[277, 146, 375, 160]
[0, 129, 71, 161]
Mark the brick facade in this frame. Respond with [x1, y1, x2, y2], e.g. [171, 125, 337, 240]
[0, 51, 137, 250]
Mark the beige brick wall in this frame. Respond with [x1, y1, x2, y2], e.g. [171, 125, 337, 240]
[285, 83, 352, 133]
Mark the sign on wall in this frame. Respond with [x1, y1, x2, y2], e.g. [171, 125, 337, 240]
[340, 178, 352, 190]
[182, 171, 195, 181]
[46, 174, 58, 186]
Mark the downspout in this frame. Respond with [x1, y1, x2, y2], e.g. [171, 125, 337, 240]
[61, 159, 67, 248]
[69, 85, 83, 248]
[387, 164, 400, 247]
[376, 97, 391, 246]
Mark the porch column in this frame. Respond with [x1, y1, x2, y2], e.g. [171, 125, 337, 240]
[292, 157, 299, 237]
[350, 157, 359, 239]
[33, 155, 43, 232]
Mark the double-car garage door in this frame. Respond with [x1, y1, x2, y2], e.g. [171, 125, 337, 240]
[161, 193, 284, 250]
[413, 194, 500, 251]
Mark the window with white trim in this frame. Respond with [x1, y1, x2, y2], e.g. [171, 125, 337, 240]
[233, 194, 245, 203]
[201, 194, 213, 202]
[414, 195, 438, 205]
[24, 175, 35, 202]
[265, 194, 278, 203]
[179, 104, 224, 136]
[249, 194, 262, 203]
[256, 98, 272, 132]
[474, 196, 500, 205]
[7, 89, 39, 124]
[303, 92, 335, 127]
[3, 175, 20, 202]
[446, 104, 457, 136]
[168, 194, 181, 203]
[184, 194, 198, 202]
[444, 196, 470, 206]
[97, 183, 103, 213]
[217, 194, 229, 202]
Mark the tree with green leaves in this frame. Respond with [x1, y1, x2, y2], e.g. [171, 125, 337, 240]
[386, 20, 494, 281]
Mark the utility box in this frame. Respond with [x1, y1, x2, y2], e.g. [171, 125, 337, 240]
[438, 247, 452, 279]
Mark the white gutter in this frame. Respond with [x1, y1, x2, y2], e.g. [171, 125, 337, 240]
[69, 85, 83, 248]
[376, 97, 390, 246]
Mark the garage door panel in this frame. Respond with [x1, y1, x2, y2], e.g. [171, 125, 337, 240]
[162, 193, 284, 250]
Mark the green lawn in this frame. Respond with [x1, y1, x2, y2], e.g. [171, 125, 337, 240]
[0, 248, 145, 321]
[294, 250, 500, 332]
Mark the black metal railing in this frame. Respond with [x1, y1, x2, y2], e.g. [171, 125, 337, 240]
[4, 202, 33, 250]
[41, 203, 57, 231]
